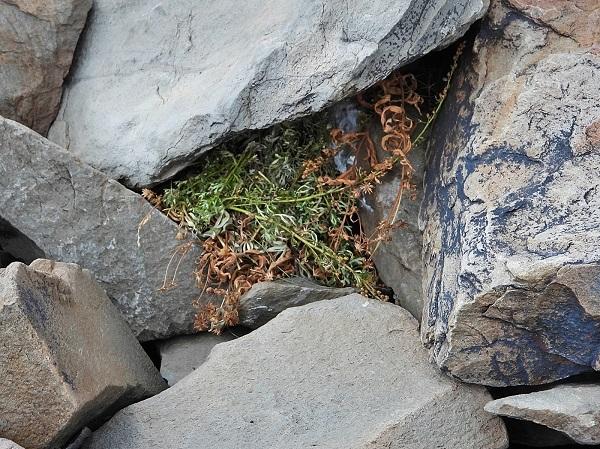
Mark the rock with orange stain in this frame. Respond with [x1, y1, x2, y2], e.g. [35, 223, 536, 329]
[508, 0, 599, 47]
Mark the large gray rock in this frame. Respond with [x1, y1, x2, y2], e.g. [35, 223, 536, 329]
[0, 0, 91, 134]
[420, 0, 600, 386]
[84, 295, 508, 449]
[0, 260, 165, 449]
[485, 384, 600, 445]
[49, 0, 488, 187]
[0, 439, 24, 449]
[157, 333, 238, 386]
[238, 277, 354, 328]
[0, 117, 212, 340]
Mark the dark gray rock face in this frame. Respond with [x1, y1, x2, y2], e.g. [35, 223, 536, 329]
[420, 0, 600, 386]
[238, 278, 354, 328]
[0, 117, 213, 340]
[49, 0, 488, 187]
[157, 333, 238, 386]
[485, 384, 600, 445]
[83, 295, 508, 449]
[0, 0, 91, 134]
[357, 118, 426, 320]
[0, 260, 165, 449]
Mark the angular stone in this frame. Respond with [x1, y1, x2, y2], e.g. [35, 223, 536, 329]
[157, 333, 238, 386]
[0, 439, 24, 449]
[357, 117, 425, 320]
[84, 295, 508, 449]
[238, 277, 354, 328]
[420, 0, 600, 386]
[49, 0, 489, 187]
[0, 0, 91, 134]
[0, 117, 212, 340]
[485, 384, 600, 445]
[0, 260, 165, 449]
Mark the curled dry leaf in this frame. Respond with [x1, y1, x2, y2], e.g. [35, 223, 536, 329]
[143, 43, 465, 334]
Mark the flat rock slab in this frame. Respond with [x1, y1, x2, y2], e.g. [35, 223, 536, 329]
[238, 277, 354, 328]
[0, 0, 91, 134]
[420, 0, 600, 385]
[84, 295, 508, 449]
[49, 0, 488, 187]
[0, 117, 212, 340]
[157, 333, 238, 386]
[485, 384, 600, 445]
[0, 260, 165, 449]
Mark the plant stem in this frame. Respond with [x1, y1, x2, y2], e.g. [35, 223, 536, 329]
[222, 186, 348, 205]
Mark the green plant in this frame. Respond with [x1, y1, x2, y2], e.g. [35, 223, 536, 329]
[145, 43, 464, 334]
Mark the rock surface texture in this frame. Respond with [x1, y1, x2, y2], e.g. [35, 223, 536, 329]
[0, 260, 165, 449]
[0, 439, 24, 449]
[358, 117, 426, 320]
[157, 333, 238, 386]
[84, 295, 508, 449]
[420, 0, 600, 386]
[0, 117, 210, 340]
[238, 277, 354, 328]
[0, 0, 91, 134]
[49, 0, 488, 187]
[485, 384, 600, 445]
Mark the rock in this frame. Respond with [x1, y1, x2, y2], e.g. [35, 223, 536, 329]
[0, 117, 212, 340]
[0, 260, 165, 449]
[420, 0, 600, 385]
[157, 333, 238, 386]
[0, 439, 24, 449]
[0, 0, 91, 135]
[360, 163, 425, 321]
[357, 114, 426, 320]
[84, 295, 508, 449]
[485, 384, 600, 445]
[506, 0, 599, 48]
[49, 0, 489, 187]
[238, 277, 354, 328]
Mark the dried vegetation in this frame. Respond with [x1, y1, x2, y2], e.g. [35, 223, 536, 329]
[143, 44, 464, 334]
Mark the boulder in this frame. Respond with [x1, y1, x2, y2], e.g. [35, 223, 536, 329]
[0, 260, 165, 449]
[0, 439, 24, 449]
[420, 0, 600, 385]
[84, 295, 508, 449]
[157, 333, 238, 386]
[485, 384, 600, 445]
[0, 0, 91, 134]
[238, 277, 354, 328]
[0, 117, 212, 340]
[49, 0, 488, 187]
